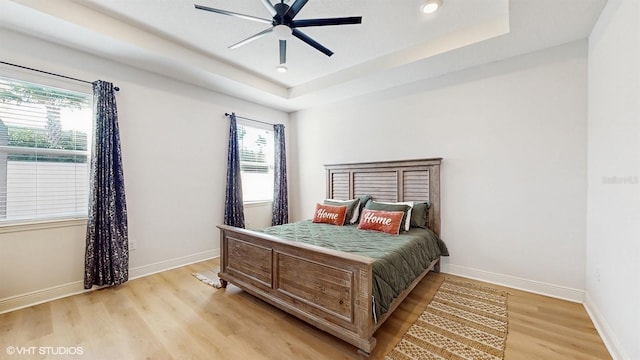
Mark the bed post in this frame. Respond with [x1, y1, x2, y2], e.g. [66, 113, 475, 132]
[428, 161, 441, 236]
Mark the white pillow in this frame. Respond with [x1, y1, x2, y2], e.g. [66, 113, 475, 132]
[377, 201, 414, 231]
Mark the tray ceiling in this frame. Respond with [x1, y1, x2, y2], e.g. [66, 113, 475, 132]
[0, 0, 607, 111]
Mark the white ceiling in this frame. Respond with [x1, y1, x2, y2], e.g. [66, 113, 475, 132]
[0, 0, 607, 112]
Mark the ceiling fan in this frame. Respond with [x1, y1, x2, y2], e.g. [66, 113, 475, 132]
[194, 0, 362, 70]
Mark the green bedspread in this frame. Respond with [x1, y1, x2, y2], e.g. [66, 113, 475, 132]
[257, 220, 449, 321]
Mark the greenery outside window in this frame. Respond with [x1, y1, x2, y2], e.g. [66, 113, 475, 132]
[0, 75, 92, 224]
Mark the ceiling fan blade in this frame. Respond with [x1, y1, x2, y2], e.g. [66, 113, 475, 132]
[284, 0, 309, 20]
[229, 28, 273, 49]
[194, 4, 272, 24]
[279, 40, 286, 64]
[259, 0, 277, 17]
[292, 29, 333, 57]
[291, 16, 362, 28]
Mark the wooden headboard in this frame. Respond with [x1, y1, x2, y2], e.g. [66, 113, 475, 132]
[325, 158, 442, 235]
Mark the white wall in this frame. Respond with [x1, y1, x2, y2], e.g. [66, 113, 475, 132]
[290, 41, 588, 301]
[586, 0, 640, 359]
[0, 28, 288, 312]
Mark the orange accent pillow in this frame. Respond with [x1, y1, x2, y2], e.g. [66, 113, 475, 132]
[357, 209, 404, 235]
[313, 203, 348, 226]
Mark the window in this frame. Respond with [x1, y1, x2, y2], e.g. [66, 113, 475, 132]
[0, 75, 93, 224]
[237, 121, 274, 203]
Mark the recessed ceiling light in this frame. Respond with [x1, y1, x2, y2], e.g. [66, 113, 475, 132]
[276, 64, 288, 73]
[421, 0, 442, 14]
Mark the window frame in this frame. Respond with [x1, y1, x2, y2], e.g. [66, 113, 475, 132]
[0, 65, 93, 229]
[235, 119, 275, 204]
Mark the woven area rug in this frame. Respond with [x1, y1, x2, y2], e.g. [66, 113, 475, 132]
[192, 268, 221, 289]
[385, 278, 508, 360]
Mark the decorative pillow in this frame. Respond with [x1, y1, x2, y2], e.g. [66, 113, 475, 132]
[356, 195, 372, 222]
[365, 201, 413, 231]
[313, 203, 348, 226]
[410, 202, 430, 228]
[357, 209, 404, 235]
[324, 198, 360, 224]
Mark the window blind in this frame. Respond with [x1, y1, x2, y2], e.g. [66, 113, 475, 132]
[0, 75, 93, 224]
[236, 121, 274, 202]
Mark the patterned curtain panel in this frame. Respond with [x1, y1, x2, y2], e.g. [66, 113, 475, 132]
[84, 80, 129, 289]
[272, 124, 288, 225]
[224, 113, 245, 228]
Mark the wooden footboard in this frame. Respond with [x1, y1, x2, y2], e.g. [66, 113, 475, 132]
[217, 224, 440, 357]
[218, 224, 378, 354]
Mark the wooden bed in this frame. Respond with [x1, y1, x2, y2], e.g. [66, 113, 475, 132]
[217, 158, 442, 357]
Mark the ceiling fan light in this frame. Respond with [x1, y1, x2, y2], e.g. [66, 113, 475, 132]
[273, 24, 293, 40]
[276, 64, 288, 73]
[421, 0, 442, 14]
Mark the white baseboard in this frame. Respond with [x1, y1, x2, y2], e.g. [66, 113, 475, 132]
[0, 281, 91, 315]
[0, 249, 219, 314]
[583, 292, 629, 360]
[129, 249, 219, 280]
[443, 264, 585, 303]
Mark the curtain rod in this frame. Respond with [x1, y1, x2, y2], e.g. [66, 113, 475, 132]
[225, 112, 275, 127]
[0, 61, 120, 91]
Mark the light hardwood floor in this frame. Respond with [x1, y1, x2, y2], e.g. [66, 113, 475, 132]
[0, 259, 611, 360]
